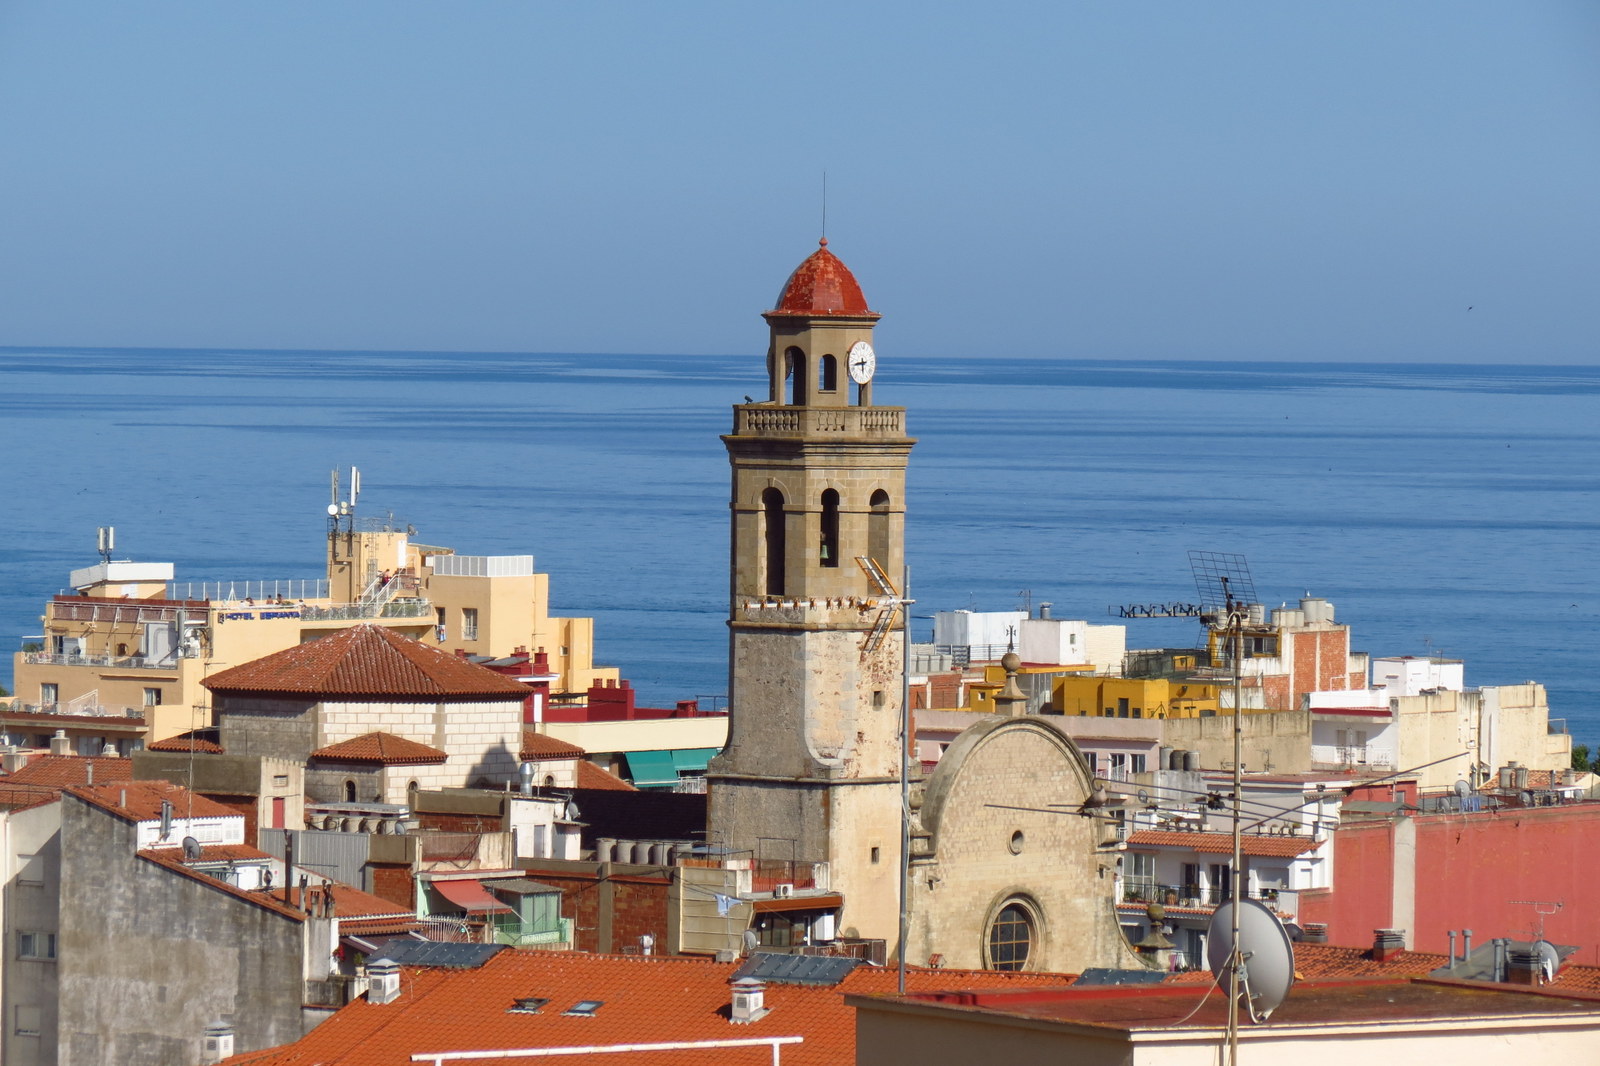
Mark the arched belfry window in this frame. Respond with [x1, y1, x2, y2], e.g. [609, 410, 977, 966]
[820, 489, 841, 568]
[762, 488, 786, 596]
[344, 780, 357, 803]
[868, 490, 892, 571]
[784, 348, 805, 405]
[819, 354, 838, 393]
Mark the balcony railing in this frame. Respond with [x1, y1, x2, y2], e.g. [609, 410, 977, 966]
[300, 599, 433, 622]
[168, 579, 329, 603]
[732, 405, 906, 438]
[3, 699, 146, 722]
[22, 651, 186, 670]
[1122, 881, 1274, 908]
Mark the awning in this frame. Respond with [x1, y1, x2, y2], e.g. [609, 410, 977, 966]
[622, 750, 681, 788]
[671, 747, 720, 773]
[431, 879, 513, 914]
[750, 893, 845, 914]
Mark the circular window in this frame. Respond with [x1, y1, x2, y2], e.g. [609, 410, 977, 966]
[986, 900, 1036, 971]
[1008, 830, 1025, 855]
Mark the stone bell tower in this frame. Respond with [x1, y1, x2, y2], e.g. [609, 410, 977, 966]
[706, 239, 915, 942]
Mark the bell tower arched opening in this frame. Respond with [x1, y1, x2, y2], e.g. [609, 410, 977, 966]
[820, 489, 841, 568]
[869, 489, 892, 571]
[762, 488, 786, 596]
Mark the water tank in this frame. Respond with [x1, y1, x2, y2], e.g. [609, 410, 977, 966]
[1168, 749, 1186, 771]
[1300, 597, 1332, 624]
[1498, 766, 1514, 790]
[596, 837, 616, 862]
[649, 842, 672, 864]
[1183, 751, 1201, 772]
[1513, 765, 1530, 790]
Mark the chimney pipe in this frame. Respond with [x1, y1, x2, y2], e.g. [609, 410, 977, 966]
[729, 978, 768, 1024]
[1462, 928, 1473, 965]
[1447, 931, 1456, 968]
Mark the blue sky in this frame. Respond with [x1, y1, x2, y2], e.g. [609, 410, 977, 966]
[0, 2, 1595, 362]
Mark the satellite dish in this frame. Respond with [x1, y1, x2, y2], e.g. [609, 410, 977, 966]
[742, 929, 759, 953]
[182, 836, 202, 861]
[1207, 899, 1295, 1023]
[1453, 780, 1471, 800]
[1520, 790, 1535, 807]
[1536, 940, 1560, 981]
[1136, 788, 1151, 805]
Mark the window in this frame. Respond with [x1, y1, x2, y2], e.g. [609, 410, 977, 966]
[144, 687, 163, 707]
[985, 900, 1036, 972]
[436, 607, 448, 642]
[18, 932, 56, 960]
[784, 347, 805, 405]
[870, 846, 881, 864]
[40, 683, 58, 707]
[563, 1000, 604, 1017]
[344, 780, 357, 802]
[1130, 754, 1147, 774]
[819, 489, 840, 568]
[819, 353, 838, 392]
[462, 608, 479, 642]
[17, 854, 44, 886]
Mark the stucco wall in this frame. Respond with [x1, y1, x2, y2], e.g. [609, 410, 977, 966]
[56, 794, 323, 1066]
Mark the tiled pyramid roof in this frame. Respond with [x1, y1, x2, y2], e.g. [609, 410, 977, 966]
[312, 732, 448, 766]
[203, 624, 531, 701]
[221, 951, 1073, 1066]
[521, 730, 585, 761]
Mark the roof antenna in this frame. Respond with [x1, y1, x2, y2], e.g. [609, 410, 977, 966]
[821, 170, 827, 242]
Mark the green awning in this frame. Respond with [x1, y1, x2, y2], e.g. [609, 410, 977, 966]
[670, 747, 720, 773]
[622, 750, 680, 788]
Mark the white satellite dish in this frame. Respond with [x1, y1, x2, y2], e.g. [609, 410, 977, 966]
[1207, 898, 1295, 1023]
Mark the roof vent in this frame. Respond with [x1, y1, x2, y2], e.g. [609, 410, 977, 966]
[367, 958, 401, 1005]
[730, 978, 769, 1024]
[201, 1023, 234, 1064]
[1372, 928, 1406, 961]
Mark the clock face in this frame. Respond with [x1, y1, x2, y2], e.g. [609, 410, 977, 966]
[847, 341, 876, 384]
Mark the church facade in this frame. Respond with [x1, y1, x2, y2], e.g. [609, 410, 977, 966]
[707, 240, 1139, 973]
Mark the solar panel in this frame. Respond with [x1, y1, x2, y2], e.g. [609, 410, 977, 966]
[731, 952, 863, 986]
[1073, 967, 1168, 986]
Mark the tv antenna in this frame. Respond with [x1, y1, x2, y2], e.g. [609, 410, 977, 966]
[1510, 899, 1563, 942]
[856, 557, 912, 658]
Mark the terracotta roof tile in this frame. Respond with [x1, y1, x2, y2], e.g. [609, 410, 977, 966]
[203, 624, 532, 701]
[1166, 941, 1600, 993]
[67, 780, 238, 822]
[148, 732, 225, 754]
[1127, 829, 1320, 858]
[577, 761, 637, 791]
[521, 730, 586, 761]
[221, 952, 1073, 1066]
[312, 732, 448, 765]
[3, 755, 132, 788]
[767, 238, 877, 318]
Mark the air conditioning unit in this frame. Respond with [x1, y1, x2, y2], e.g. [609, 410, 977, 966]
[773, 883, 795, 899]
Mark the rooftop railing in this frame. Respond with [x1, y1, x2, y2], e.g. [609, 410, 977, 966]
[167, 579, 329, 603]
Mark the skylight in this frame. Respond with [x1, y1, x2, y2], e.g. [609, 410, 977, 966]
[563, 1000, 604, 1017]
[508, 997, 549, 1014]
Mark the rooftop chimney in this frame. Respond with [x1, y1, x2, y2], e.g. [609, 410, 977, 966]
[729, 978, 768, 1024]
[367, 958, 402, 1005]
[201, 1023, 234, 1065]
[1372, 928, 1406, 962]
[1300, 923, 1329, 945]
[50, 730, 71, 756]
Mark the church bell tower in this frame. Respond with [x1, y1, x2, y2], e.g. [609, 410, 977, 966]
[706, 239, 915, 942]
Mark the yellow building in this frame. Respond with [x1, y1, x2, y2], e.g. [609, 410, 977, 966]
[6, 487, 616, 752]
[1052, 674, 1222, 719]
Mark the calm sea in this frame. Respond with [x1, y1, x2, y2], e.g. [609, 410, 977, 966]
[2, 348, 1596, 741]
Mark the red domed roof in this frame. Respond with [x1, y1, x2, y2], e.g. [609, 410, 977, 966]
[767, 238, 877, 318]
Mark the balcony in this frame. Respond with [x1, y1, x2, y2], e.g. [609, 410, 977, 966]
[299, 599, 434, 622]
[1121, 880, 1281, 909]
[22, 651, 185, 671]
[730, 404, 906, 438]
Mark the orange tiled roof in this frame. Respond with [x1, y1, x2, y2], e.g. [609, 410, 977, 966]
[576, 761, 637, 791]
[147, 732, 225, 754]
[203, 624, 531, 701]
[1126, 829, 1320, 858]
[67, 780, 238, 822]
[221, 951, 1074, 1066]
[3, 755, 132, 788]
[312, 732, 448, 765]
[1167, 941, 1600, 993]
[521, 730, 586, 761]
